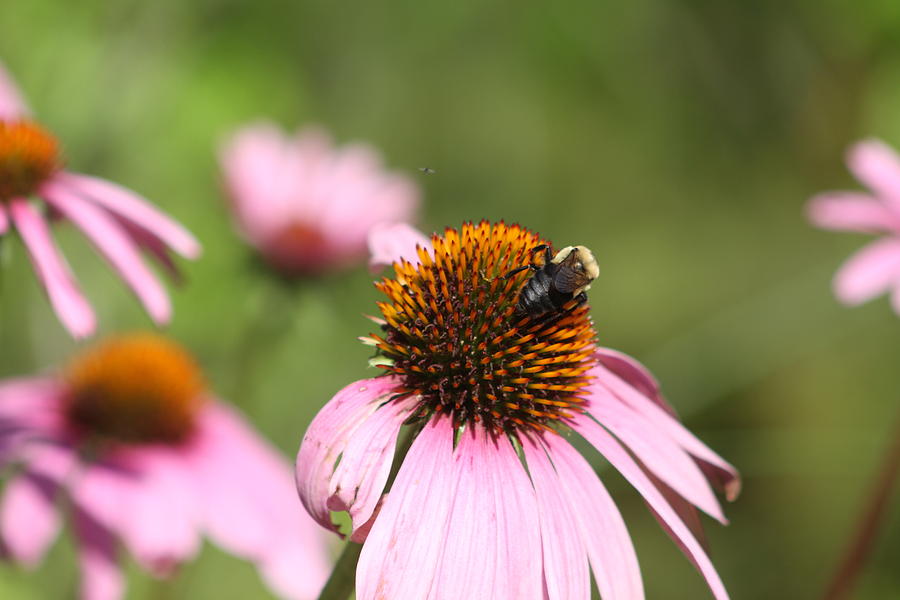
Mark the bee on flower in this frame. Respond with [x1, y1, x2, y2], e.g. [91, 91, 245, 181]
[297, 221, 740, 600]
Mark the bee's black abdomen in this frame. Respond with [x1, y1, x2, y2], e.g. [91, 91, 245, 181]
[517, 268, 572, 316]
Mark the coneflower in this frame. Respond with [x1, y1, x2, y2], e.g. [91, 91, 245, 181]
[297, 221, 739, 600]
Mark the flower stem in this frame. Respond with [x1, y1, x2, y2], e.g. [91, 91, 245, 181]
[316, 541, 363, 600]
[822, 413, 900, 600]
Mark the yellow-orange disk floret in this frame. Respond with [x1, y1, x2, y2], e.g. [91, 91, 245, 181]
[0, 120, 61, 200]
[372, 221, 598, 436]
[63, 333, 206, 445]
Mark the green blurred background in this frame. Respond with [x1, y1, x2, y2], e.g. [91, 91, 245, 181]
[2, 0, 900, 598]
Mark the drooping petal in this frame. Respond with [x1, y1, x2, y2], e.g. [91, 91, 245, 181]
[111, 448, 201, 576]
[520, 437, 590, 600]
[807, 192, 900, 233]
[0, 473, 61, 567]
[356, 417, 456, 600]
[594, 361, 741, 501]
[41, 181, 171, 324]
[8, 198, 95, 338]
[833, 237, 900, 307]
[595, 347, 666, 412]
[538, 434, 644, 600]
[588, 385, 725, 522]
[73, 511, 124, 600]
[367, 222, 432, 273]
[296, 377, 400, 533]
[56, 173, 201, 259]
[847, 139, 900, 208]
[0, 61, 30, 120]
[484, 431, 543, 600]
[572, 415, 730, 600]
[327, 395, 416, 536]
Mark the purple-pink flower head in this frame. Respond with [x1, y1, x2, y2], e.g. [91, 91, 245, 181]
[297, 221, 740, 600]
[808, 139, 900, 313]
[0, 333, 331, 600]
[0, 61, 201, 338]
[219, 122, 419, 277]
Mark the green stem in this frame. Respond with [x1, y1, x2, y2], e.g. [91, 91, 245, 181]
[316, 541, 363, 600]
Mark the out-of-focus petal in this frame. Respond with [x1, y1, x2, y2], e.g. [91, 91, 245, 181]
[807, 192, 900, 233]
[588, 385, 726, 522]
[41, 181, 171, 324]
[520, 437, 589, 600]
[0, 62, 30, 120]
[833, 237, 900, 307]
[572, 415, 730, 600]
[258, 536, 331, 600]
[8, 198, 95, 338]
[356, 417, 456, 600]
[594, 361, 741, 501]
[0, 474, 60, 567]
[848, 139, 900, 208]
[0, 205, 8, 234]
[537, 434, 644, 600]
[296, 377, 400, 534]
[73, 511, 123, 600]
[327, 395, 416, 536]
[57, 172, 201, 259]
[367, 222, 432, 273]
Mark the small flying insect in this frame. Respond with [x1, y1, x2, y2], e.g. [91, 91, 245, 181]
[418, 167, 436, 175]
[504, 244, 599, 316]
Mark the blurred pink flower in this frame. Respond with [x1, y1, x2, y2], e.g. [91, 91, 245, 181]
[0, 333, 331, 600]
[808, 139, 900, 313]
[0, 62, 201, 338]
[219, 122, 418, 277]
[296, 222, 740, 600]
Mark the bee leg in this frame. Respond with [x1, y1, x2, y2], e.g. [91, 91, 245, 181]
[501, 264, 537, 280]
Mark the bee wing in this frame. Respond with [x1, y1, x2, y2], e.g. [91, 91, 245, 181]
[552, 251, 592, 294]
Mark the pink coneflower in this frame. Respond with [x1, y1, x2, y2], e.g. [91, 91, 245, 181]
[0, 333, 331, 600]
[219, 122, 418, 277]
[0, 61, 200, 338]
[297, 221, 740, 599]
[808, 139, 900, 313]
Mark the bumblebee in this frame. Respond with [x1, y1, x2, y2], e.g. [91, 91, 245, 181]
[505, 244, 599, 316]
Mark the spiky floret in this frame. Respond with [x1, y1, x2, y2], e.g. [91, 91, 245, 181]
[0, 120, 61, 200]
[371, 221, 597, 436]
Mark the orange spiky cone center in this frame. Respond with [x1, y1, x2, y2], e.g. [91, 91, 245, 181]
[371, 221, 597, 436]
[63, 333, 206, 445]
[0, 120, 61, 200]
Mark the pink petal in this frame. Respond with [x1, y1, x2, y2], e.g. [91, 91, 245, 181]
[0, 205, 8, 234]
[572, 415, 730, 600]
[56, 172, 201, 259]
[595, 347, 668, 414]
[848, 139, 900, 207]
[0, 61, 30, 120]
[519, 437, 590, 600]
[367, 222, 432, 273]
[588, 386, 726, 522]
[483, 431, 543, 600]
[356, 417, 456, 600]
[296, 377, 400, 534]
[73, 511, 124, 600]
[537, 434, 644, 600]
[807, 192, 900, 233]
[41, 181, 171, 324]
[594, 361, 741, 501]
[185, 402, 332, 600]
[833, 237, 900, 307]
[327, 395, 416, 536]
[0, 474, 60, 567]
[111, 449, 201, 576]
[8, 199, 96, 338]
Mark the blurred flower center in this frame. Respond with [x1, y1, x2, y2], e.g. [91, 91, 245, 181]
[0, 120, 61, 200]
[263, 220, 329, 275]
[371, 221, 596, 435]
[63, 333, 206, 445]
